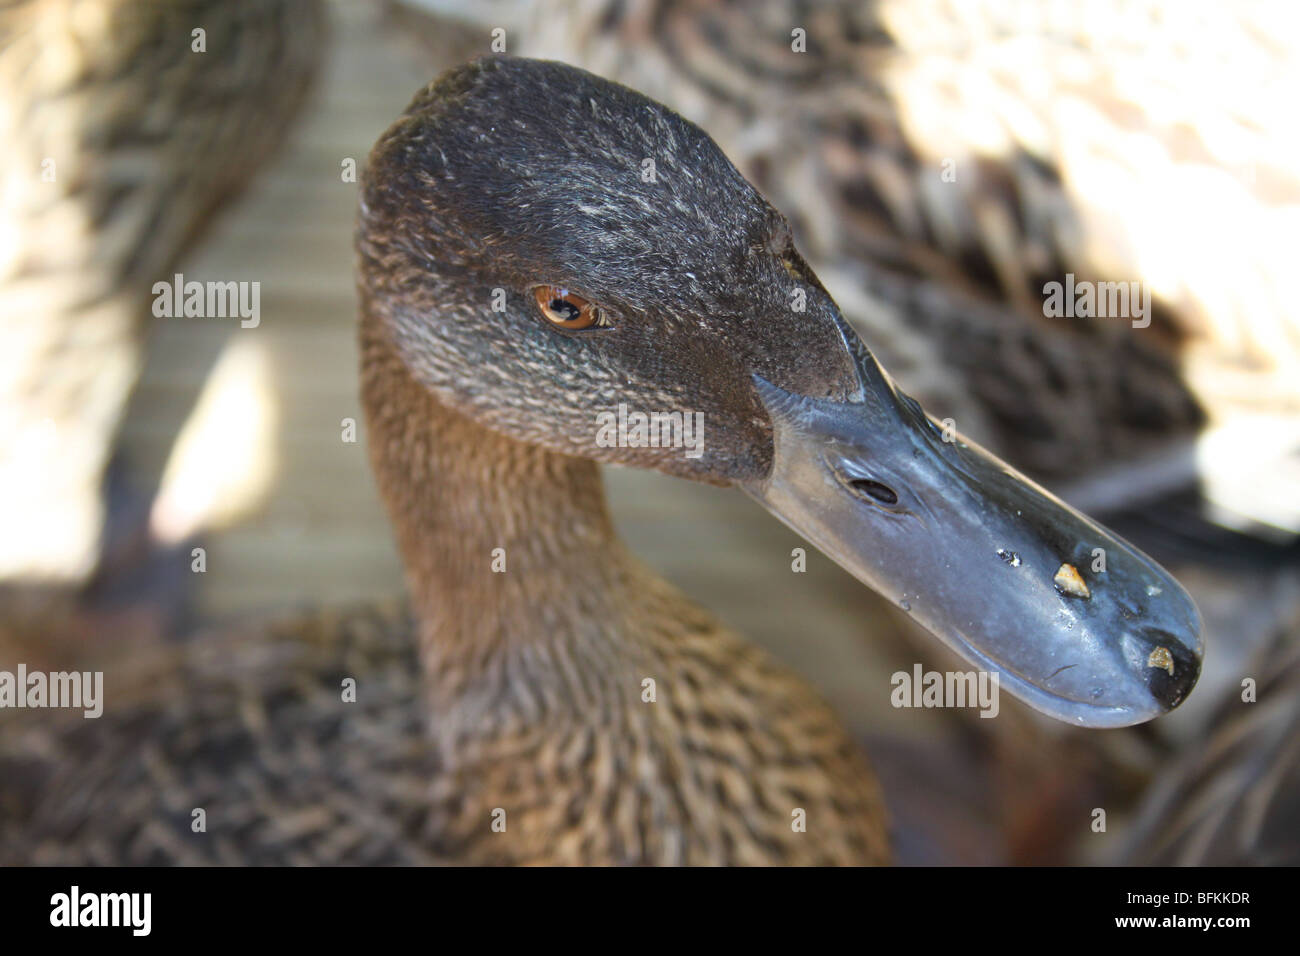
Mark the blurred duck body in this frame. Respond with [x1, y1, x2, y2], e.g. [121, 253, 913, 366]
[0, 0, 323, 597]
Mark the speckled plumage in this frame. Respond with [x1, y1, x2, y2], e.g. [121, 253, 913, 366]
[359, 325, 887, 864]
[1, 603, 442, 865]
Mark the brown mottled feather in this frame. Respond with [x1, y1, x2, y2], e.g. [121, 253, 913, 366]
[359, 323, 888, 864]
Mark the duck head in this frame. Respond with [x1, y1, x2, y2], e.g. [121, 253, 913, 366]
[357, 56, 1202, 728]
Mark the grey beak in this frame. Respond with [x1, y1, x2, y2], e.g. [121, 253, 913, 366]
[743, 319, 1203, 728]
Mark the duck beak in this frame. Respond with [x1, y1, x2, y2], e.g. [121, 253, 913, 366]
[742, 318, 1203, 728]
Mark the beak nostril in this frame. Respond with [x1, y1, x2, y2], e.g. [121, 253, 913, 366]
[848, 478, 898, 506]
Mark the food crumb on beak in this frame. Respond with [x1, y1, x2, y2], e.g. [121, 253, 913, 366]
[1053, 563, 1091, 599]
[1148, 646, 1176, 675]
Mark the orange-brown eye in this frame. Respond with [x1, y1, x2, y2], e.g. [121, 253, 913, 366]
[533, 286, 608, 330]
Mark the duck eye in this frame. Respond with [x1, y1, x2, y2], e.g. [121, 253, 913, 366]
[533, 286, 608, 330]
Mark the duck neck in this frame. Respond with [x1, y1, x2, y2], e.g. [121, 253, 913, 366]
[360, 319, 633, 712]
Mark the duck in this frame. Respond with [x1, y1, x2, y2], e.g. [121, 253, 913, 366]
[0, 0, 324, 620]
[420, 0, 1300, 862]
[0, 56, 1204, 865]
